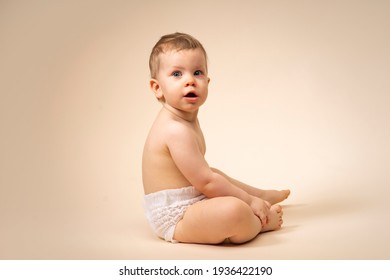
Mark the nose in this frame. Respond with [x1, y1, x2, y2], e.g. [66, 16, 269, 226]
[185, 75, 196, 87]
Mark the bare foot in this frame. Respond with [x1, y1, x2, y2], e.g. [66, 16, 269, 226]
[260, 204, 283, 232]
[259, 189, 290, 205]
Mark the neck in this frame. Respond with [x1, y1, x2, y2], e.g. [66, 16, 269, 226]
[163, 104, 198, 122]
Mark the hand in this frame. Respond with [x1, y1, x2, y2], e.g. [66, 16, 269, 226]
[249, 196, 271, 226]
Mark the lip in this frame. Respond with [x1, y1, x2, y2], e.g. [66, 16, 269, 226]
[183, 92, 199, 102]
[184, 96, 199, 103]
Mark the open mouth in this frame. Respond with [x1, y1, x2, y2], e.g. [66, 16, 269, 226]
[184, 92, 197, 98]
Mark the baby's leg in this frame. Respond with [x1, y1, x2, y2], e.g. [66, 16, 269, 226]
[174, 197, 281, 244]
[174, 197, 261, 244]
[257, 189, 291, 205]
[210, 168, 290, 205]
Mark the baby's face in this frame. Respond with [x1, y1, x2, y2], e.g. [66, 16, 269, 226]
[154, 48, 210, 112]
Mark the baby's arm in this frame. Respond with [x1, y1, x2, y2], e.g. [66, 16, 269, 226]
[211, 168, 256, 192]
[166, 123, 269, 224]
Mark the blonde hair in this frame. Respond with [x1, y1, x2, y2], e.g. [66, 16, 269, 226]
[149, 32, 208, 79]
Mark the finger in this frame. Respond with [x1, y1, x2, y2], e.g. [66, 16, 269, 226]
[259, 212, 267, 226]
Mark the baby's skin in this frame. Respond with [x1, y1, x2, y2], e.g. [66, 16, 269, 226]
[143, 36, 290, 244]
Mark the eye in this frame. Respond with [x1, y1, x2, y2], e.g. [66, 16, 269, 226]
[172, 71, 182, 77]
[194, 70, 203, 76]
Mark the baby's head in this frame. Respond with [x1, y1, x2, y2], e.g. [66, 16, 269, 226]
[149, 32, 208, 80]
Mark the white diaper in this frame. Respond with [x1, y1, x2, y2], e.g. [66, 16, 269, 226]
[143, 186, 206, 243]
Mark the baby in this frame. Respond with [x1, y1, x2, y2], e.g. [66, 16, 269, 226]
[142, 32, 290, 244]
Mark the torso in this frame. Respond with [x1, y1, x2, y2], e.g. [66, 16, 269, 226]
[142, 108, 206, 194]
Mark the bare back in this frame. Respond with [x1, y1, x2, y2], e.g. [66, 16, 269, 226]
[142, 107, 206, 194]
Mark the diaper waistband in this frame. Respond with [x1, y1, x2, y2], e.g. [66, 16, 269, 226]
[144, 186, 204, 209]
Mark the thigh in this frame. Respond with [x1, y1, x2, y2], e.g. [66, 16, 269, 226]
[173, 196, 259, 244]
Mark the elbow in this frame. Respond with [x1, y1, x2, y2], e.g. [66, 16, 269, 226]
[194, 172, 225, 198]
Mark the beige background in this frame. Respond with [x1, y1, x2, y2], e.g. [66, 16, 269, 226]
[1, 0, 389, 259]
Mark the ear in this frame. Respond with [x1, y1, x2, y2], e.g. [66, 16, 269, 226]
[208, 77, 211, 84]
[150, 78, 163, 100]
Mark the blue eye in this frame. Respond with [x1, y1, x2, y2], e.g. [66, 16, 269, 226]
[172, 71, 182, 77]
[194, 70, 203, 76]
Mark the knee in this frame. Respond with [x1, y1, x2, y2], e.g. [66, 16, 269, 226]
[220, 197, 253, 226]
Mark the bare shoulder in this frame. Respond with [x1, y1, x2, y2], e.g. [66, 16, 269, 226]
[144, 110, 196, 158]
[154, 111, 196, 142]
[166, 119, 195, 141]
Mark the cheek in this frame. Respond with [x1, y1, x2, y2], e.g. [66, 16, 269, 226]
[201, 81, 209, 91]
[159, 82, 173, 94]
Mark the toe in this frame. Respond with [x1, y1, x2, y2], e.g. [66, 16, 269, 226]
[273, 204, 282, 213]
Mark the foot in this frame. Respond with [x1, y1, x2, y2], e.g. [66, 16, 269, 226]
[260, 204, 283, 232]
[259, 189, 290, 205]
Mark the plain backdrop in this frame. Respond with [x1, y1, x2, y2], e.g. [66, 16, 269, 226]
[1, 0, 389, 259]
